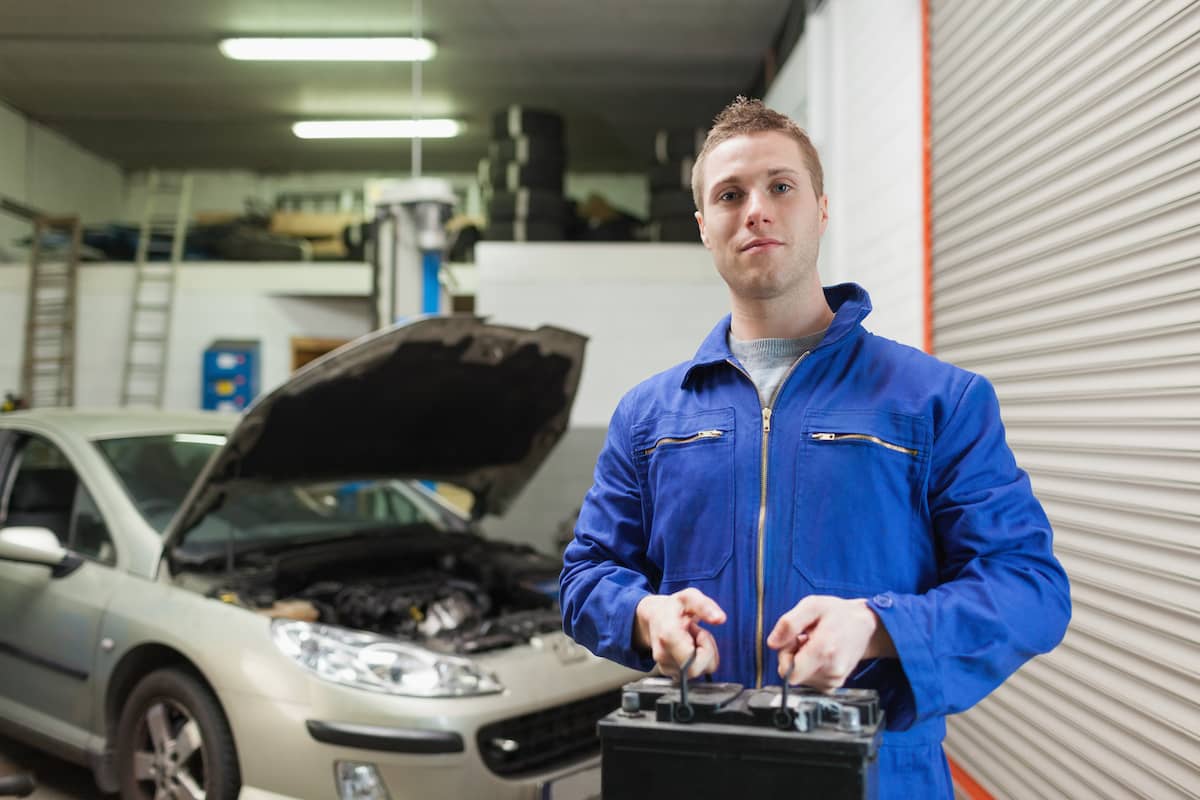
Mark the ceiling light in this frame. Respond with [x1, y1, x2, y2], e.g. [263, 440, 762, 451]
[219, 37, 436, 62]
[292, 120, 461, 139]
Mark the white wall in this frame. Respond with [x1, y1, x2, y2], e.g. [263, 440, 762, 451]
[26, 127, 125, 226]
[766, 0, 924, 349]
[475, 242, 730, 428]
[0, 102, 125, 262]
[0, 263, 373, 408]
[475, 241, 731, 549]
[0, 105, 29, 262]
[764, 35, 809, 127]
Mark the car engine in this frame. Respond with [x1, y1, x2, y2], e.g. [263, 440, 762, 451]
[288, 572, 561, 654]
[212, 532, 565, 654]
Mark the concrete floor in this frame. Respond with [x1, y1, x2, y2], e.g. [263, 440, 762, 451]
[0, 734, 102, 799]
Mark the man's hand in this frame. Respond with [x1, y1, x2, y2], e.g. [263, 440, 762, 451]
[634, 588, 726, 679]
[766, 595, 896, 690]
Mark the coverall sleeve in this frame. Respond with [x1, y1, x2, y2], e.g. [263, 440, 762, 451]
[867, 374, 1071, 729]
[560, 396, 657, 672]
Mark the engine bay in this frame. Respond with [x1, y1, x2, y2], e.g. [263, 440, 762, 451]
[194, 528, 564, 654]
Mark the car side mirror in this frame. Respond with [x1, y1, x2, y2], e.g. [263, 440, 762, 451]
[0, 526, 83, 578]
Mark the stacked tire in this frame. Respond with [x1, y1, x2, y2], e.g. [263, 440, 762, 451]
[484, 107, 568, 242]
[647, 127, 706, 243]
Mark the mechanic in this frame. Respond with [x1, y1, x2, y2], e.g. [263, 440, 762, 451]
[560, 97, 1071, 798]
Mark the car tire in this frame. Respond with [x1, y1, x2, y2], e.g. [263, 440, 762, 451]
[491, 106, 565, 140]
[488, 160, 565, 192]
[488, 189, 568, 224]
[653, 127, 707, 164]
[115, 668, 241, 800]
[649, 189, 697, 220]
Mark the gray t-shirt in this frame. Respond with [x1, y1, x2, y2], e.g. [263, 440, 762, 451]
[729, 329, 827, 406]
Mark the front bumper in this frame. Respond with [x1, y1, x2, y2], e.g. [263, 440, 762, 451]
[305, 720, 465, 754]
[227, 691, 607, 800]
[221, 643, 633, 800]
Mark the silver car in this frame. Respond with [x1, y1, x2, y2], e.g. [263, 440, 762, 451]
[0, 317, 636, 800]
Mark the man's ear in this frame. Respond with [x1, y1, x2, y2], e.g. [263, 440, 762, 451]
[817, 194, 829, 236]
[695, 210, 711, 249]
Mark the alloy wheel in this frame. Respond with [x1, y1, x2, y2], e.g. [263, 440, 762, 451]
[129, 698, 208, 800]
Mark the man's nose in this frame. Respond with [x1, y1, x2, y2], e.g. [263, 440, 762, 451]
[744, 189, 772, 227]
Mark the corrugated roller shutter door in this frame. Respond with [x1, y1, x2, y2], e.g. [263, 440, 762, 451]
[929, 0, 1200, 798]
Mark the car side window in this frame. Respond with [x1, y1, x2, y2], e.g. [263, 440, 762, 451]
[70, 483, 116, 566]
[355, 482, 424, 525]
[380, 485, 422, 524]
[2, 435, 116, 566]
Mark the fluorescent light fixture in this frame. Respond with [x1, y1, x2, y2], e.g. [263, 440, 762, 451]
[219, 37, 436, 62]
[293, 120, 461, 139]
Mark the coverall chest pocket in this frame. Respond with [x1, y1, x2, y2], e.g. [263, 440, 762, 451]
[634, 408, 735, 582]
[792, 409, 930, 593]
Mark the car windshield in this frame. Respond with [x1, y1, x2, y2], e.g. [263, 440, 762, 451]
[94, 433, 472, 543]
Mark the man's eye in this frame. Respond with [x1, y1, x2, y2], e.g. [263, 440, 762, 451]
[718, 190, 740, 202]
[772, 182, 792, 193]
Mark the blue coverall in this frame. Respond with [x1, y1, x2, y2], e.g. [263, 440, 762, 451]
[561, 283, 1071, 798]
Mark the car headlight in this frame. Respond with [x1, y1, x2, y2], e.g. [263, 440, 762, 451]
[271, 619, 503, 697]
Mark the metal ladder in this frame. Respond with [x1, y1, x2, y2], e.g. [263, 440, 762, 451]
[18, 210, 81, 408]
[120, 170, 192, 407]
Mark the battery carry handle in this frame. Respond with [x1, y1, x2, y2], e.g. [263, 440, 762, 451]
[775, 662, 797, 730]
[674, 648, 697, 723]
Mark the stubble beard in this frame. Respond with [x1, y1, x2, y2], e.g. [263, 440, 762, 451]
[723, 240, 821, 302]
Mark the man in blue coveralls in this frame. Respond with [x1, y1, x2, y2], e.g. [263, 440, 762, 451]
[560, 97, 1071, 798]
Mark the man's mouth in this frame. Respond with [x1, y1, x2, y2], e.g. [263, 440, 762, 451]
[740, 238, 783, 253]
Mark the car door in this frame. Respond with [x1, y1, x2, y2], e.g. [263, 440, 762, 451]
[0, 430, 120, 749]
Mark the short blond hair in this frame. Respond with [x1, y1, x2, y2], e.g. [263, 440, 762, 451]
[691, 96, 824, 210]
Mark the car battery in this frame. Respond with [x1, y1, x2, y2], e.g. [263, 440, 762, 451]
[598, 676, 883, 800]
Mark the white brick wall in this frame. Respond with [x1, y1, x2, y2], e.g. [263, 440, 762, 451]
[0, 263, 373, 409]
[0, 104, 30, 262]
[767, 0, 924, 349]
[0, 101, 124, 262]
[476, 241, 729, 428]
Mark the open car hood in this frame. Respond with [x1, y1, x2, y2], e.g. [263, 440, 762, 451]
[162, 316, 586, 551]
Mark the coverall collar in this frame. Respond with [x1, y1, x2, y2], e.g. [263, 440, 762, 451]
[682, 282, 873, 388]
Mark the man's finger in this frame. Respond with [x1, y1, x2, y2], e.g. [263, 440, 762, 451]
[650, 640, 677, 678]
[776, 632, 808, 682]
[789, 634, 828, 687]
[792, 635, 853, 691]
[767, 596, 824, 649]
[675, 588, 727, 625]
[688, 625, 720, 678]
[778, 648, 795, 682]
[663, 629, 698, 676]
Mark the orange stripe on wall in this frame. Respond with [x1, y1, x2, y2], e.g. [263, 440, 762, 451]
[924, 14, 994, 800]
[948, 755, 996, 800]
[925, 8, 982, 795]
[921, 0, 934, 355]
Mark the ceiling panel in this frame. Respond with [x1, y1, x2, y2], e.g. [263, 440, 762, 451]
[0, 0, 797, 172]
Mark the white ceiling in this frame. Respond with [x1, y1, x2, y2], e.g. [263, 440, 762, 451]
[0, 0, 798, 173]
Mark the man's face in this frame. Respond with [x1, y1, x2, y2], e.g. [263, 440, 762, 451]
[694, 131, 828, 302]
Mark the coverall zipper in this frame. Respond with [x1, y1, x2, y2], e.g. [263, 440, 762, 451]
[642, 430, 724, 456]
[729, 351, 810, 688]
[811, 432, 919, 456]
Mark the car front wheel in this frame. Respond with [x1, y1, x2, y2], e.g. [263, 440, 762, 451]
[115, 668, 241, 800]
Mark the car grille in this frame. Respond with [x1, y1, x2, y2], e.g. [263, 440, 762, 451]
[477, 689, 621, 777]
